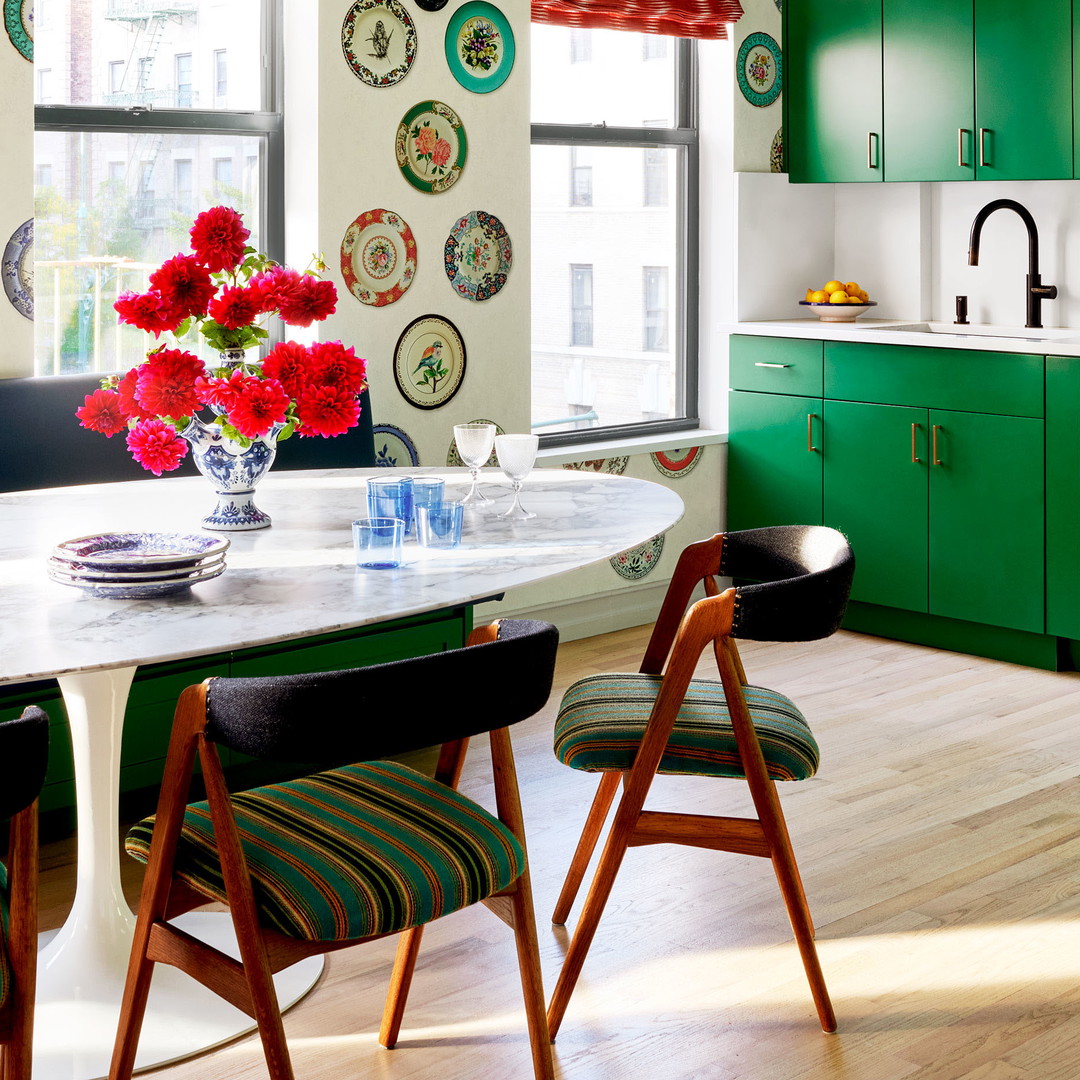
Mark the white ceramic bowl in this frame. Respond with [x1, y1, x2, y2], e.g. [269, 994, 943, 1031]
[799, 300, 877, 323]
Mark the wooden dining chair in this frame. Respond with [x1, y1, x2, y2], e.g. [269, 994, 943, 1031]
[0, 705, 50, 1080]
[109, 619, 560, 1080]
[546, 526, 855, 1037]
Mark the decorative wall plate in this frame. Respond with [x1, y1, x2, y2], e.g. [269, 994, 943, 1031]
[341, 0, 417, 88]
[395, 101, 467, 194]
[770, 128, 784, 173]
[4, 0, 31, 61]
[372, 424, 420, 467]
[446, 419, 503, 467]
[3, 218, 33, 320]
[562, 457, 628, 476]
[416, 0, 449, 9]
[737, 32, 782, 108]
[445, 2, 516, 94]
[610, 533, 666, 581]
[444, 210, 512, 302]
[393, 314, 466, 410]
[651, 446, 703, 478]
[340, 209, 417, 307]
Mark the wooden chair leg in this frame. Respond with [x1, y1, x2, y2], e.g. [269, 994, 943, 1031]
[380, 926, 425, 1049]
[508, 874, 556, 1080]
[108, 947, 158, 1080]
[551, 771, 621, 925]
[7, 805, 38, 1080]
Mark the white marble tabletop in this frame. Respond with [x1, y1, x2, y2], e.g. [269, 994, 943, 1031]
[0, 466, 685, 686]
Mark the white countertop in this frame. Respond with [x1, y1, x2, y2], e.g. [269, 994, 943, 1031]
[731, 318, 1080, 356]
[0, 467, 685, 685]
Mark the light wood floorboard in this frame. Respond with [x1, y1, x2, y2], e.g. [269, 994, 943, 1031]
[38, 626, 1080, 1079]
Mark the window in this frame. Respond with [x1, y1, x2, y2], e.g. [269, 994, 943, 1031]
[531, 24, 698, 442]
[643, 36, 668, 61]
[33, 0, 282, 378]
[570, 28, 592, 63]
[569, 147, 592, 207]
[37, 69, 54, 103]
[643, 266, 668, 352]
[570, 265, 594, 347]
[214, 49, 228, 99]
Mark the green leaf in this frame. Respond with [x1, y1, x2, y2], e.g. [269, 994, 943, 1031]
[278, 419, 297, 441]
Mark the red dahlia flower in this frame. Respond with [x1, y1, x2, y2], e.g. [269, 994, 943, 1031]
[135, 349, 206, 418]
[308, 340, 367, 395]
[277, 275, 338, 327]
[195, 368, 249, 412]
[208, 285, 262, 330]
[126, 418, 189, 475]
[261, 341, 311, 399]
[228, 377, 291, 439]
[296, 384, 361, 438]
[149, 254, 216, 318]
[250, 265, 301, 313]
[114, 290, 186, 336]
[116, 368, 154, 421]
[189, 205, 250, 273]
[76, 389, 127, 437]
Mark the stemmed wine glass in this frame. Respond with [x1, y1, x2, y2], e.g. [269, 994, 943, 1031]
[495, 434, 539, 520]
[453, 423, 496, 507]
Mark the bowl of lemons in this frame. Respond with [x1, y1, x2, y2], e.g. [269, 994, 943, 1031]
[799, 280, 876, 323]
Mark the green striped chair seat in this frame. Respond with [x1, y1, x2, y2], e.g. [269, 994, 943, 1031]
[0, 862, 9, 1009]
[125, 761, 524, 942]
[554, 673, 820, 781]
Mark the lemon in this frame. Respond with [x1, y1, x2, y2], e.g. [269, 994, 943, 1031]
[858, 290, 870, 302]
[809, 289, 828, 303]
[823, 280, 844, 295]
[844, 281, 861, 295]
[847, 295, 864, 304]
[805, 287, 815, 302]
[829, 291, 850, 304]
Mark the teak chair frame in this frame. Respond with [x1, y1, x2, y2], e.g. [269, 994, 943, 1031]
[546, 533, 837, 1036]
[109, 622, 554, 1080]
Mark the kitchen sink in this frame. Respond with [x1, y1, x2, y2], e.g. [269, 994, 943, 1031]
[879, 321, 1080, 342]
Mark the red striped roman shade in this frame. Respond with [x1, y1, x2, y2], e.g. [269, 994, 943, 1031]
[531, 1, 745, 40]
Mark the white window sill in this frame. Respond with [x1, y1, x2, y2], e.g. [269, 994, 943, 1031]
[537, 428, 726, 466]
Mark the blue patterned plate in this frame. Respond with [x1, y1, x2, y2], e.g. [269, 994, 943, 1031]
[52, 532, 230, 572]
[48, 561, 226, 599]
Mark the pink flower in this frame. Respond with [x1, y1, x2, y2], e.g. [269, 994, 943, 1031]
[228, 377, 292, 439]
[208, 285, 262, 329]
[76, 389, 127, 437]
[149, 255, 216, 318]
[432, 138, 452, 169]
[296, 384, 361, 438]
[116, 368, 154, 421]
[414, 124, 437, 157]
[189, 205, 250, 273]
[114, 290, 185, 336]
[126, 418, 189, 475]
[308, 341, 367, 395]
[277, 276, 337, 327]
[135, 349, 206, 418]
[262, 341, 311, 399]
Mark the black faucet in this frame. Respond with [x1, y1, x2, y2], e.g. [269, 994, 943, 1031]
[967, 199, 1058, 329]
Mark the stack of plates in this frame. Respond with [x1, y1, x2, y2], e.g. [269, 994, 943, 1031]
[49, 532, 230, 599]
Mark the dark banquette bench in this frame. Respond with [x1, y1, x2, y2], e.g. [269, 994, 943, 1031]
[0, 373, 376, 492]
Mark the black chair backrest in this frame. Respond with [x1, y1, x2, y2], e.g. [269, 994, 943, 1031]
[0, 706, 50, 821]
[204, 620, 560, 766]
[0, 374, 375, 492]
[718, 525, 855, 643]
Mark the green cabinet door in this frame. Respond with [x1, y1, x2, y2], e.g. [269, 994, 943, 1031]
[784, 0, 883, 183]
[882, 0, 974, 181]
[974, 0, 1072, 180]
[1046, 356, 1080, 638]
[928, 410, 1045, 633]
[823, 400, 928, 611]
[728, 390, 822, 531]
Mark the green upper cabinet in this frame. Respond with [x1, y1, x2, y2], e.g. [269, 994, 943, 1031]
[973, 0, 1072, 181]
[882, 0, 974, 182]
[784, 0, 883, 183]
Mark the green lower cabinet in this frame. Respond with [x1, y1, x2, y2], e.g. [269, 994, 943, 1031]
[927, 410, 1044, 634]
[1046, 357, 1080, 638]
[823, 400, 928, 611]
[728, 390, 823, 530]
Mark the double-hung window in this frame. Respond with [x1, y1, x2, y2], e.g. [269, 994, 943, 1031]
[531, 23, 698, 443]
[33, 0, 282, 377]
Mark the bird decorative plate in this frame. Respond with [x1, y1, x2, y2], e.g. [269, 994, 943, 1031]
[444, 2, 515, 94]
[395, 101, 468, 195]
[340, 208, 417, 307]
[444, 210, 512, 302]
[341, 0, 417, 88]
[393, 314, 466, 410]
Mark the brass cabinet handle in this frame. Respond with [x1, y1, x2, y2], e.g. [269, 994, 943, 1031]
[932, 424, 943, 465]
[911, 422, 920, 463]
[958, 128, 968, 168]
[979, 128, 989, 167]
[754, 362, 791, 368]
[808, 413, 819, 453]
[867, 131, 879, 170]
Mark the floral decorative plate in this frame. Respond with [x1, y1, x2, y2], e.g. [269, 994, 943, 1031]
[444, 210, 512, 302]
[341, 0, 417, 88]
[48, 552, 227, 583]
[447, 419, 503, 467]
[652, 446, 703, 478]
[4, 0, 31, 61]
[737, 31, 782, 108]
[444, 2, 515, 95]
[52, 532, 230, 572]
[610, 533, 666, 581]
[562, 457, 629, 476]
[372, 424, 420, 467]
[393, 314, 466, 410]
[3, 218, 33, 320]
[340, 209, 417, 307]
[770, 128, 784, 173]
[395, 101, 467, 195]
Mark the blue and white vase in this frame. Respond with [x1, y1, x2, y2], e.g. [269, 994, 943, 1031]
[180, 415, 284, 531]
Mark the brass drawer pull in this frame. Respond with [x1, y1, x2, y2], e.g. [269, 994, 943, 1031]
[958, 128, 968, 168]
[754, 362, 791, 368]
[932, 424, 943, 465]
[867, 131, 879, 170]
[979, 128, 989, 167]
[911, 422, 920, 464]
[808, 413, 819, 453]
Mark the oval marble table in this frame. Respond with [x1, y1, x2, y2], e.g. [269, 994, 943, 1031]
[0, 466, 684, 1080]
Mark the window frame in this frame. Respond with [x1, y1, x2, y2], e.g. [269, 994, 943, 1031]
[531, 35, 699, 447]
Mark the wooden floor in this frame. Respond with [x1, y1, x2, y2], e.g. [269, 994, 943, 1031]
[38, 625, 1080, 1079]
